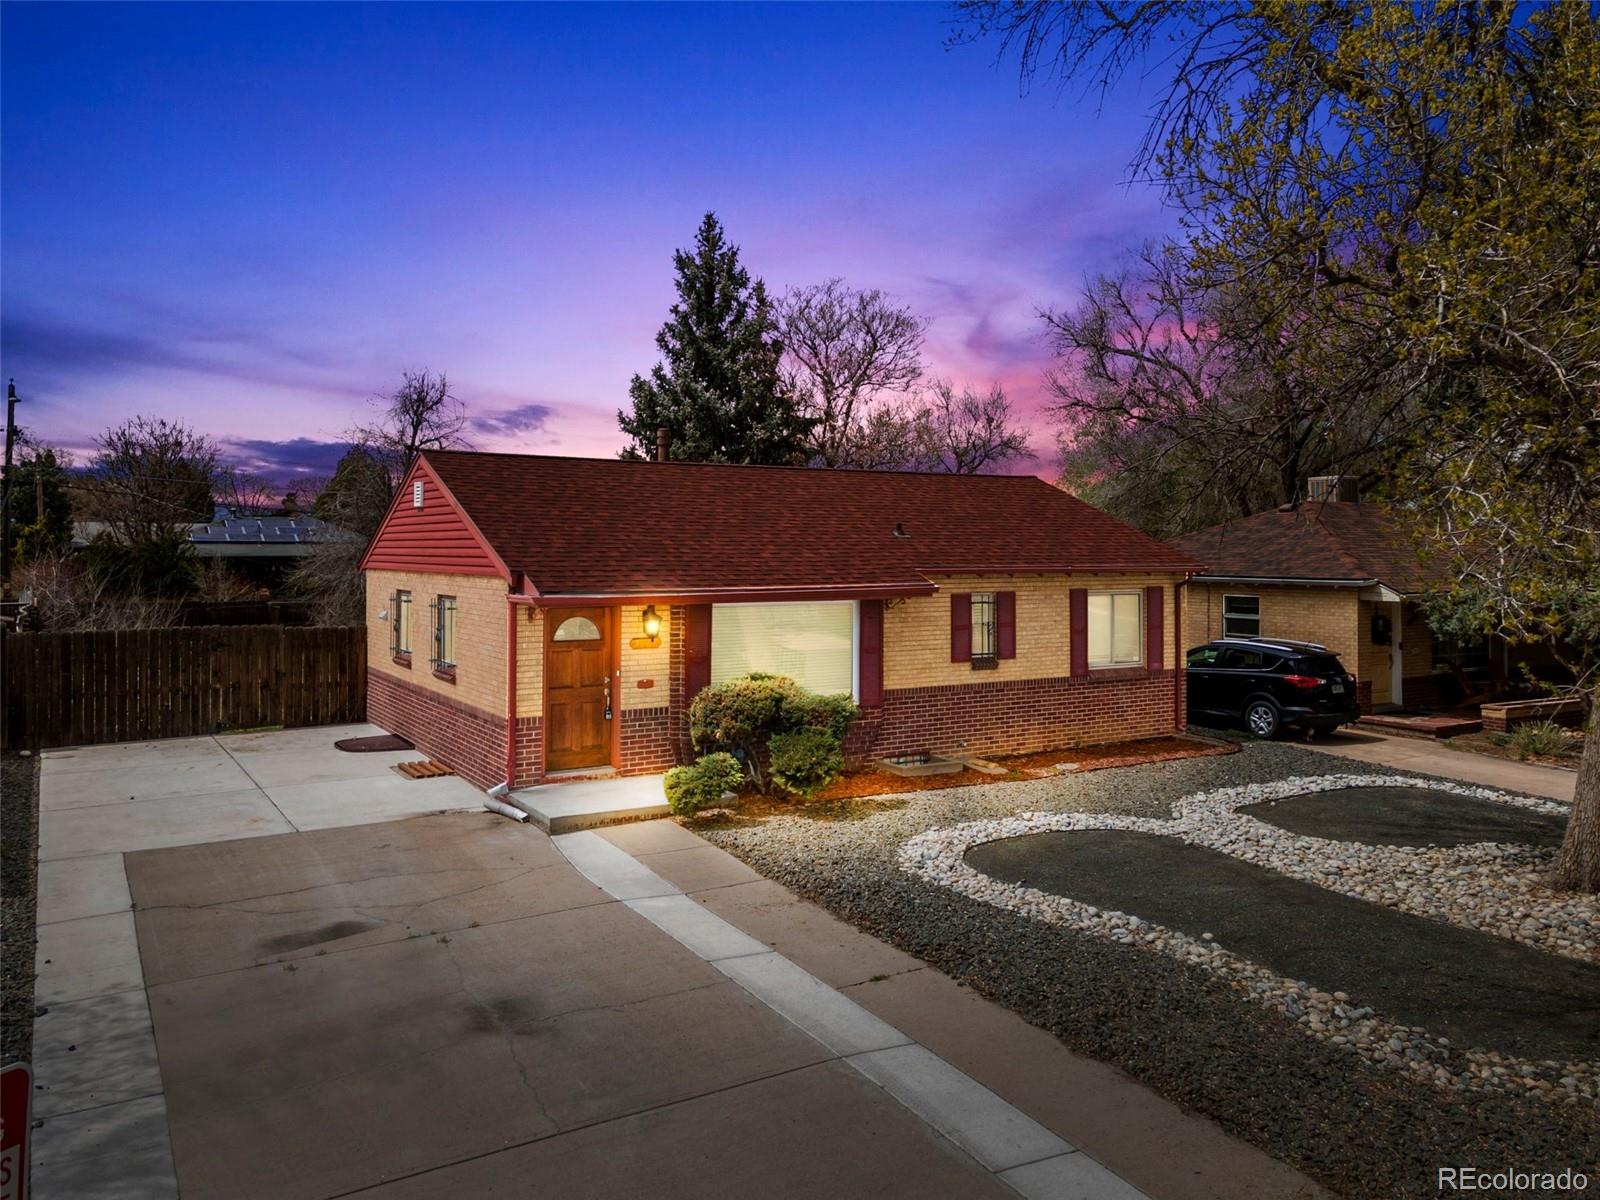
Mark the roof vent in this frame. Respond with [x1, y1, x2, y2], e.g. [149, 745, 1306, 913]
[892, 522, 910, 538]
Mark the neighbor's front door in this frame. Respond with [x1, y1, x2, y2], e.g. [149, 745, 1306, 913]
[545, 607, 611, 771]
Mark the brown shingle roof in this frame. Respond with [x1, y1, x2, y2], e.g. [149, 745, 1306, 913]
[1169, 501, 1440, 594]
[422, 450, 1200, 598]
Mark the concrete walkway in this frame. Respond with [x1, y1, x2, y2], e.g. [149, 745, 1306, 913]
[1309, 728, 1576, 801]
[31, 724, 482, 1199]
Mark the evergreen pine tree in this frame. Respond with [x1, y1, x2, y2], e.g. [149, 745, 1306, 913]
[618, 212, 811, 463]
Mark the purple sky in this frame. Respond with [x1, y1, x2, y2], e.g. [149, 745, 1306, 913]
[0, 2, 1173, 485]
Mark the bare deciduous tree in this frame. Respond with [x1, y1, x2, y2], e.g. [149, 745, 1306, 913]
[1045, 244, 1406, 537]
[779, 279, 927, 467]
[83, 416, 221, 546]
[911, 380, 1030, 475]
[292, 371, 471, 625]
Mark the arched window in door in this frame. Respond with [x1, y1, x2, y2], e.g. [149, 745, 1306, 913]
[552, 615, 602, 642]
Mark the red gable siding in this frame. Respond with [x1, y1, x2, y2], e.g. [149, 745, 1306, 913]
[361, 459, 510, 579]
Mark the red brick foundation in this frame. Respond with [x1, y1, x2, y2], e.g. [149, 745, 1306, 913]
[511, 714, 542, 788]
[368, 669, 506, 791]
[850, 670, 1181, 762]
[621, 706, 675, 775]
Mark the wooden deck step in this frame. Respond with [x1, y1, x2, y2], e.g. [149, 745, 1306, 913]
[396, 760, 457, 779]
[1355, 713, 1483, 739]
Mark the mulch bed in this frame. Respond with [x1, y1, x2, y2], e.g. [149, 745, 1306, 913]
[1, 752, 40, 1067]
[335, 734, 415, 753]
[711, 736, 1238, 817]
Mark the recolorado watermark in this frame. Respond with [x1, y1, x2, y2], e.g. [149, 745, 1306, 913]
[1439, 1167, 1590, 1192]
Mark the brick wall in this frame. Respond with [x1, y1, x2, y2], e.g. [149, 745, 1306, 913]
[1184, 583, 1362, 671]
[367, 570, 509, 718]
[511, 714, 542, 787]
[620, 604, 671, 711]
[621, 705, 675, 774]
[886, 573, 1180, 691]
[369, 668, 507, 790]
[857, 669, 1180, 760]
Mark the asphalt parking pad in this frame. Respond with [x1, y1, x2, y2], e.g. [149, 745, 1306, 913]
[966, 830, 1600, 1062]
[133, 816, 849, 1200]
[1241, 785, 1567, 847]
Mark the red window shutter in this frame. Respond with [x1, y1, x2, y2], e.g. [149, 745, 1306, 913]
[950, 593, 972, 663]
[859, 599, 884, 707]
[1069, 588, 1088, 676]
[997, 591, 1016, 659]
[1145, 585, 1165, 671]
[684, 604, 712, 703]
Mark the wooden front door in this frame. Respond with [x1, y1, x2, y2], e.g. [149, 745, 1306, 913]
[545, 607, 612, 771]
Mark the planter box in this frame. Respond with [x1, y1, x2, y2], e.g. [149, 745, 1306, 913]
[1480, 697, 1585, 734]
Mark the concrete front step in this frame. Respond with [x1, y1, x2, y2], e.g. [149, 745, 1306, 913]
[1355, 712, 1483, 739]
[508, 774, 669, 833]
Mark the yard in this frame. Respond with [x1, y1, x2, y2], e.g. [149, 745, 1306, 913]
[698, 741, 1599, 1199]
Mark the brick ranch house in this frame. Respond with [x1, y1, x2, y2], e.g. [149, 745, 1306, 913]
[359, 450, 1203, 791]
[1170, 489, 1449, 713]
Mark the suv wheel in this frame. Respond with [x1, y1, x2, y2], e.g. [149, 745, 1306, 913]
[1244, 700, 1281, 739]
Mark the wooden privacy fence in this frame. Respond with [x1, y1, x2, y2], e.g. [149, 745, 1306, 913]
[1, 625, 367, 751]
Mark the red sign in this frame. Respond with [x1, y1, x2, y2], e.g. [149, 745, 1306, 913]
[0, 1062, 29, 1200]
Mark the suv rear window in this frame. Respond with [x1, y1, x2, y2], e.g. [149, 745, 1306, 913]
[1291, 654, 1346, 676]
[1218, 648, 1280, 671]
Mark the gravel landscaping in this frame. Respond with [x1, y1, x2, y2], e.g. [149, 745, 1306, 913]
[1, 751, 40, 1068]
[699, 741, 1600, 1199]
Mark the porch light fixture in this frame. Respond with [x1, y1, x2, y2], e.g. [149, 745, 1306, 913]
[630, 604, 663, 649]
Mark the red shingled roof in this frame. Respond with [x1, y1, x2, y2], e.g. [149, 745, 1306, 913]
[1169, 500, 1440, 594]
[410, 450, 1199, 598]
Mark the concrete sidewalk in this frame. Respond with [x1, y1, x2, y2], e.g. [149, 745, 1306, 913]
[1308, 728, 1576, 801]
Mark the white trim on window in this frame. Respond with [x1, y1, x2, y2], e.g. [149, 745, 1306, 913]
[1222, 594, 1261, 640]
[1087, 590, 1144, 668]
[710, 600, 859, 701]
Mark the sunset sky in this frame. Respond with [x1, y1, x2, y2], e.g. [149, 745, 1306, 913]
[1, 2, 1172, 485]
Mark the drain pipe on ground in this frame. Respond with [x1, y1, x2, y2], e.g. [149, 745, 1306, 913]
[483, 781, 528, 823]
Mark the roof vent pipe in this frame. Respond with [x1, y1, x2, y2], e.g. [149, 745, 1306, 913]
[656, 427, 670, 463]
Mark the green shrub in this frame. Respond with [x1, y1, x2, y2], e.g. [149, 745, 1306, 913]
[1510, 719, 1570, 760]
[780, 689, 856, 743]
[689, 672, 855, 793]
[767, 727, 845, 798]
[663, 752, 743, 817]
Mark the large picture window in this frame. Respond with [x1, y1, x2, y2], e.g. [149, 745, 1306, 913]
[391, 590, 412, 656]
[434, 595, 458, 667]
[1087, 591, 1143, 667]
[711, 601, 855, 697]
[1223, 595, 1261, 640]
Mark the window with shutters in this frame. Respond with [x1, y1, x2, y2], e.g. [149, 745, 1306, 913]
[970, 592, 998, 668]
[1087, 591, 1143, 667]
[391, 590, 412, 657]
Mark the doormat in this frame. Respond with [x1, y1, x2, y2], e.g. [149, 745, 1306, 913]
[335, 734, 415, 753]
[396, 760, 456, 780]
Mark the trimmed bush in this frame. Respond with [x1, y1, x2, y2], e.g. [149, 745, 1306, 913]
[663, 752, 743, 817]
[689, 672, 855, 793]
[768, 727, 845, 798]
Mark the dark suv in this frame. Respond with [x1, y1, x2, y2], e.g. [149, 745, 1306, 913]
[1185, 638, 1359, 738]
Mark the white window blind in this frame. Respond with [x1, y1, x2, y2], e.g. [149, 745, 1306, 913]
[711, 602, 855, 697]
[1087, 592, 1143, 667]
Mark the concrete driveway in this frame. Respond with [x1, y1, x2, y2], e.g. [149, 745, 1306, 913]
[32, 726, 1321, 1200]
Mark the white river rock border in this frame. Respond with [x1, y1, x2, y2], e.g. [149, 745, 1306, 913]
[898, 773, 1596, 1106]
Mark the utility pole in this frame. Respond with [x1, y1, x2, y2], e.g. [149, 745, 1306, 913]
[1, 379, 19, 602]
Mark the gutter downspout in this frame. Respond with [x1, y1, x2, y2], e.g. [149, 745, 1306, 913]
[505, 595, 518, 790]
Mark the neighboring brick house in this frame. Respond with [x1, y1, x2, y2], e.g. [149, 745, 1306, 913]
[1169, 490, 1446, 713]
[358, 450, 1201, 791]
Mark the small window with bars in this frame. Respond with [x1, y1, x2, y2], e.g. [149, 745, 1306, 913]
[433, 596, 458, 668]
[391, 590, 412, 656]
[970, 593, 998, 668]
